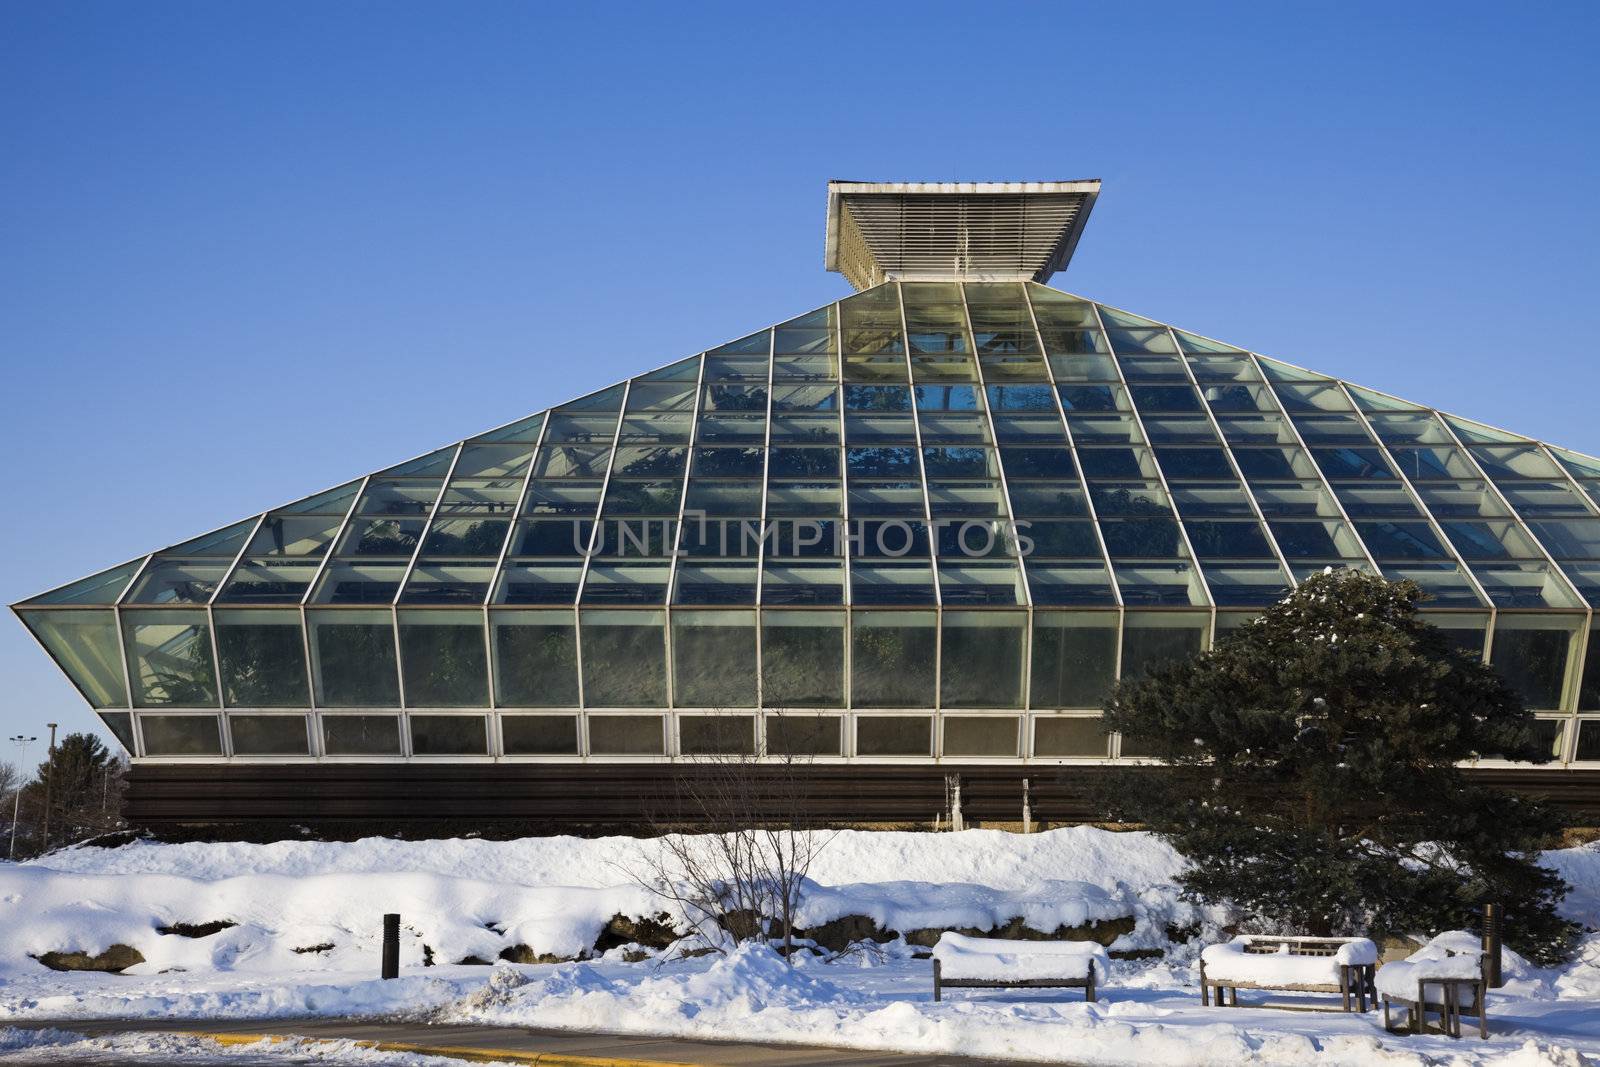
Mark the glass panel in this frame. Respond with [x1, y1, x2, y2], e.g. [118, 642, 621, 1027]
[1581, 628, 1600, 711]
[1033, 716, 1108, 757]
[217, 559, 321, 604]
[99, 712, 136, 752]
[851, 610, 935, 707]
[502, 714, 579, 754]
[308, 609, 400, 706]
[138, 714, 222, 756]
[18, 609, 128, 708]
[940, 611, 1025, 708]
[581, 562, 670, 606]
[397, 610, 488, 707]
[228, 714, 310, 755]
[943, 715, 1020, 757]
[322, 714, 402, 755]
[125, 560, 232, 605]
[1026, 563, 1117, 606]
[671, 610, 756, 707]
[1491, 616, 1580, 710]
[1472, 561, 1585, 609]
[1120, 613, 1207, 681]
[1030, 613, 1117, 708]
[123, 610, 216, 707]
[850, 561, 936, 605]
[400, 563, 497, 605]
[1113, 562, 1208, 606]
[493, 562, 584, 605]
[311, 561, 409, 604]
[247, 514, 345, 558]
[410, 714, 488, 755]
[1429, 612, 1489, 660]
[1576, 720, 1600, 762]
[24, 559, 144, 606]
[761, 609, 844, 707]
[855, 716, 932, 756]
[588, 714, 664, 755]
[163, 518, 258, 558]
[580, 610, 666, 706]
[679, 714, 755, 755]
[765, 713, 842, 756]
[492, 610, 578, 707]
[215, 609, 308, 707]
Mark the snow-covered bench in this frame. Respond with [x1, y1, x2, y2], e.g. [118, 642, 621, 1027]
[931, 933, 1108, 1003]
[1378, 933, 1489, 1040]
[1199, 935, 1378, 1011]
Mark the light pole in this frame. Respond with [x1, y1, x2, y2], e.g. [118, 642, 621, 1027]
[40, 724, 57, 854]
[7, 736, 36, 861]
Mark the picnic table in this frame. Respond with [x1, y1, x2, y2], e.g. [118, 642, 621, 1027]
[1199, 935, 1378, 1011]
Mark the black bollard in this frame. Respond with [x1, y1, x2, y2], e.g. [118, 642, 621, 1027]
[382, 913, 400, 980]
[1482, 903, 1503, 988]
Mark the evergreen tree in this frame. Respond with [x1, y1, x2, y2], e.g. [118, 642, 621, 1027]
[1099, 568, 1578, 965]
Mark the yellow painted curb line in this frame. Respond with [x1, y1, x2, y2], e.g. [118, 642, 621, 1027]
[182, 1031, 701, 1067]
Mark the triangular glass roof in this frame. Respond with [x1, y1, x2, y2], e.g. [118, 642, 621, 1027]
[17, 281, 1600, 614]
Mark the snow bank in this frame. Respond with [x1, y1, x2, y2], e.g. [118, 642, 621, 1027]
[932, 932, 1107, 981]
[32, 826, 1188, 893]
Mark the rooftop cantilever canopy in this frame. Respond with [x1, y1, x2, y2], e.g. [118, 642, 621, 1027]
[825, 180, 1100, 290]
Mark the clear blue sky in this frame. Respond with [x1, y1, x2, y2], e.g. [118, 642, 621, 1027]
[2, 1, 1596, 752]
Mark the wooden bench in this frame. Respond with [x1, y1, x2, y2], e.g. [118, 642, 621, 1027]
[931, 932, 1108, 1003]
[1379, 942, 1488, 1040]
[1199, 935, 1378, 1012]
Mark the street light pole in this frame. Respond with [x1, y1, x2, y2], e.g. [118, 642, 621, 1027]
[7, 736, 36, 862]
[40, 724, 57, 854]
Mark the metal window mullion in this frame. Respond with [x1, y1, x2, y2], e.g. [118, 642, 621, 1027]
[664, 356, 708, 613]
[111, 553, 155, 736]
[1022, 284, 1122, 608]
[752, 330, 776, 710]
[1091, 303, 1213, 613]
[1245, 357, 1382, 576]
[896, 282, 940, 604]
[480, 418, 552, 712]
[835, 303, 854, 708]
[1177, 331, 1295, 588]
[299, 474, 370, 607]
[1332, 382, 1494, 608]
[961, 282, 1032, 607]
[393, 443, 464, 607]
[207, 513, 267, 606]
[658, 363, 706, 717]
[1530, 445, 1600, 688]
[573, 381, 633, 606]
[895, 282, 942, 711]
[962, 282, 1032, 714]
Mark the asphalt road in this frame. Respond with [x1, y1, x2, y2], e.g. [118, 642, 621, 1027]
[3, 1017, 1038, 1065]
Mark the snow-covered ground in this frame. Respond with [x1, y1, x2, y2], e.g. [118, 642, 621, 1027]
[1, 828, 1599, 1066]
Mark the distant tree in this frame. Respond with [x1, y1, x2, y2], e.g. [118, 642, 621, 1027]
[1099, 568, 1578, 965]
[21, 733, 125, 852]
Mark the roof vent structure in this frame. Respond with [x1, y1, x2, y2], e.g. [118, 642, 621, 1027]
[824, 179, 1100, 291]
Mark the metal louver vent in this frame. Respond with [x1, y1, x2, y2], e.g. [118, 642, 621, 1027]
[825, 180, 1100, 291]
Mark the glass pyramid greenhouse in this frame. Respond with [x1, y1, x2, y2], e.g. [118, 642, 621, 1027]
[15, 185, 1600, 771]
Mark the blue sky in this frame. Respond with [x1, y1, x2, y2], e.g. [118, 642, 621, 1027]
[1, 1, 1596, 752]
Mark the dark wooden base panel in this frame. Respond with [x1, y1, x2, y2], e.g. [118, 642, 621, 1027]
[118, 764, 1600, 839]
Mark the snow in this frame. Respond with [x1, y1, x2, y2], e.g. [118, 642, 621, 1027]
[932, 932, 1107, 981]
[1, 828, 1599, 1066]
[1200, 937, 1377, 987]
